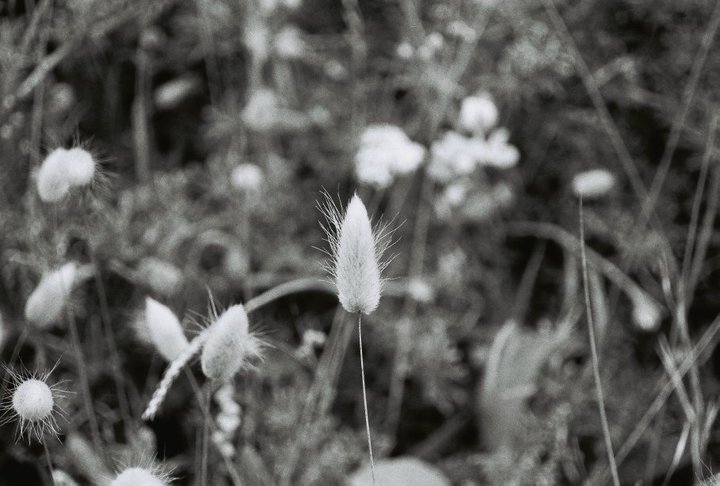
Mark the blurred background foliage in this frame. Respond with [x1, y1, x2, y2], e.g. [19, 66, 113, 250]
[1, 0, 720, 484]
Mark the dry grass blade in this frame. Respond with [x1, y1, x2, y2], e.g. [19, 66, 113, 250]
[588, 315, 720, 485]
[579, 198, 621, 486]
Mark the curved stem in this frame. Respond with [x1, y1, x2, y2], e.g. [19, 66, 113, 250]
[358, 313, 376, 485]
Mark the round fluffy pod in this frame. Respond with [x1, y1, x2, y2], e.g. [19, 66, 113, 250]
[201, 304, 262, 381]
[109, 467, 167, 486]
[0, 369, 67, 442]
[37, 149, 72, 202]
[144, 298, 189, 362]
[64, 147, 96, 186]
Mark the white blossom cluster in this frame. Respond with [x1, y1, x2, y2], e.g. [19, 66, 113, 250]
[428, 94, 519, 183]
[354, 124, 426, 189]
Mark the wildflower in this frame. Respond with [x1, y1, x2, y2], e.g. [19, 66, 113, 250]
[355, 125, 425, 189]
[458, 94, 498, 135]
[321, 193, 390, 315]
[1, 369, 66, 442]
[200, 304, 263, 381]
[25, 262, 90, 328]
[571, 169, 616, 199]
[109, 467, 168, 486]
[144, 298, 189, 362]
[230, 163, 264, 193]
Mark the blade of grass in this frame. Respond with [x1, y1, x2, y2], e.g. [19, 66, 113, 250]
[579, 197, 621, 486]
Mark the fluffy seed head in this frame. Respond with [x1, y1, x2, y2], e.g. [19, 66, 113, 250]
[201, 304, 263, 381]
[1, 368, 67, 442]
[64, 147, 96, 186]
[144, 298, 189, 362]
[109, 467, 167, 486]
[571, 169, 616, 199]
[24, 262, 80, 328]
[37, 149, 72, 202]
[320, 193, 390, 315]
[13, 379, 53, 422]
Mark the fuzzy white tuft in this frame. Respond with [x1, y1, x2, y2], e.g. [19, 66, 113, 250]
[200, 304, 263, 381]
[37, 149, 72, 202]
[0, 369, 67, 442]
[64, 148, 96, 186]
[321, 193, 390, 315]
[144, 298, 189, 362]
[12, 379, 53, 422]
[109, 467, 166, 486]
[24, 262, 79, 328]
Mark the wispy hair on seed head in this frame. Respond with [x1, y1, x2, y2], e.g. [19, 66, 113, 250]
[0, 364, 69, 443]
[106, 454, 174, 486]
[317, 189, 395, 283]
[317, 189, 396, 314]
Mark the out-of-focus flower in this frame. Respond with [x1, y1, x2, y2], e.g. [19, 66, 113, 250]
[631, 293, 662, 332]
[242, 89, 309, 132]
[407, 277, 435, 303]
[418, 32, 445, 60]
[459, 93, 498, 135]
[274, 26, 306, 60]
[427, 132, 477, 183]
[396, 42, 414, 59]
[355, 124, 425, 188]
[447, 20, 476, 41]
[231, 163, 264, 193]
[478, 128, 520, 169]
[571, 169, 616, 199]
[136, 257, 184, 297]
[244, 18, 270, 64]
[242, 89, 279, 131]
[154, 76, 200, 111]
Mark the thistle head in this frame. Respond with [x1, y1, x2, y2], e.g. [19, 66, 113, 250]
[1, 368, 67, 442]
[64, 147, 96, 186]
[319, 192, 392, 315]
[200, 304, 264, 381]
[144, 298, 189, 362]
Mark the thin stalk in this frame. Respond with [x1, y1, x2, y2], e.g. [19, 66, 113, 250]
[200, 385, 211, 486]
[43, 441, 56, 486]
[358, 313, 376, 485]
[579, 199, 620, 486]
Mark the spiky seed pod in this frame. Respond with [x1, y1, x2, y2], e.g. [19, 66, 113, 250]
[109, 467, 167, 486]
[321, 193, 389, 315]
[64, 148, 96, 186]
[144, 298, 189, 362]
[37, 149, 72, 202]
[200, 304, 262, 381]
[0, 369, 66, 442]
[24, 263, 79, 328]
